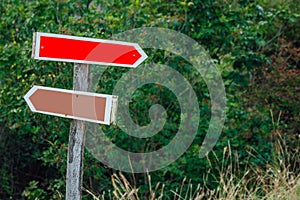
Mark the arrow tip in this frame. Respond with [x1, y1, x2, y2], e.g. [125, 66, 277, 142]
[24, 86, 39, 112]
[132, 44, 148, 68]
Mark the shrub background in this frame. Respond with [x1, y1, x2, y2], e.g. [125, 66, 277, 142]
[0, 0, 299, 199]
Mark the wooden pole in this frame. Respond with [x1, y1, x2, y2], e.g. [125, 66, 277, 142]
[66, 63, 90, 200]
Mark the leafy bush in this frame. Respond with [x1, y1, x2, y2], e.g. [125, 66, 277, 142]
[0, 0, 299, 199]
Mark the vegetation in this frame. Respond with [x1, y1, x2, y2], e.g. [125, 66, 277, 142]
[0, 0, 299, 199]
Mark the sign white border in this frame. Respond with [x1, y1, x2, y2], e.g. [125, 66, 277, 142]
[33, 32, 147, 68]
[24, 85, 114, 125]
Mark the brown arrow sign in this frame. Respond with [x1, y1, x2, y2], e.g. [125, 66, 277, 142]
[24, 85, 117, 125]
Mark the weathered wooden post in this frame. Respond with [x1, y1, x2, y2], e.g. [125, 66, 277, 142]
[66, 63, 90, 200]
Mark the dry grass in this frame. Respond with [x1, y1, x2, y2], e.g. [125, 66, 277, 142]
[84, 123, 300, 200]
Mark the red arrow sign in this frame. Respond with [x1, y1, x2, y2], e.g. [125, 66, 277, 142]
[24, 86, 117, 124]
[32, 32, 147, 68]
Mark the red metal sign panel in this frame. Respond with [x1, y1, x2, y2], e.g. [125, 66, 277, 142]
[32, 32, 147, 68]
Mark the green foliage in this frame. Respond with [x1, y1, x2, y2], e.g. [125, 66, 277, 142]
[0, 0, 299, 199]
[22, 181, 47, 200]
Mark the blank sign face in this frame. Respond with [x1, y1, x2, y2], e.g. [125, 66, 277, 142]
[24, 85, 114, 125]
[33, 32, 147, 68]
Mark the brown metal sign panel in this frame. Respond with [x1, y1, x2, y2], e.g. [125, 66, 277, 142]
[24, 85, 116, 125]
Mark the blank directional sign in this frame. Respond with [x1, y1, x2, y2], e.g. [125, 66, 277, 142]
[24, 86, 117, 125]
[32, 32, 147, 68]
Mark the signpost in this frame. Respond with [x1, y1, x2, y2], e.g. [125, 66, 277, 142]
[25, 32, 147, 200]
